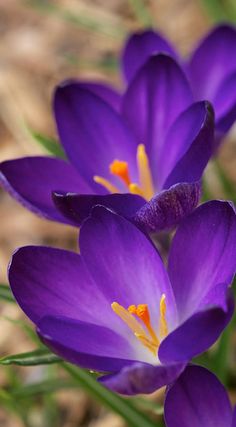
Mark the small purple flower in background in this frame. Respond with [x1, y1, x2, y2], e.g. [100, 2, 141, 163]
[122, 24, 236, 141]
[164, 365, 236, 427]
[8, 200, 236, 394]
[0, 53, 214, 233]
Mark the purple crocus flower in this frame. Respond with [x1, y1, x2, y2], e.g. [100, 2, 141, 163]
[0, 54, 214, 233]
[164, 365, 236, 427]
[8, 200, 236, 395]
[122, 24, 236, 140]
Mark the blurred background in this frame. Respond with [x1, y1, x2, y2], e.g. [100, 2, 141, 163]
[0, 1, 236, 426]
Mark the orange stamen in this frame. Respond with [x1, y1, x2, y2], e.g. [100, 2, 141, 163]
[109, 160, 131, 187]
[159, 294, 168, 338]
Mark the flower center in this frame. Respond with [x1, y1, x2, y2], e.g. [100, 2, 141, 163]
[93, 144, 155, 200]
[111, 294, 168, 356]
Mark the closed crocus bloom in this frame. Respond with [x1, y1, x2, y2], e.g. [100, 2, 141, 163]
[0, 54, 214, 233]
[122, 25, 236, 140]
[165, 365, 236, 427]
[9, 200, 236, 395]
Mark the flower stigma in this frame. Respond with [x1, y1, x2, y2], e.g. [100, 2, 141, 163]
[93, 144, 155, 200]
[111, 295, 168, 356]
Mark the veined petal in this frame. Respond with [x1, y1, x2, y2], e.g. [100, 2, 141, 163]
[38, 315, 137, 372]
[212, 71, 236, 134]
[99, 361, 185, 395]
[54, 82, 138, 190]
[8, 246, 124, 332]
[77, 80, 121, 112]
[122, 54, 193, 188]
[158, 101, 214, 190]
[0, 157, 90, 223]
[164, 366, 232, 427]
[158, 293, 234, 364]
[80, 206, 177, 330]
[168, 201, 236, 321]
[188, 25, 236, 101]
[133, 182, 200, 233]
[53, 192, 145, 226]
[121, 29, 178, 83]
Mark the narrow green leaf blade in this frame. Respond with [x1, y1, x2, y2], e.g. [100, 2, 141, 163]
[64, 363, 161, 427]
[0, 284, 15, 303]
[0, 349, 62, 366]
[31, 131, 66, 159]
[11, 379, 77, 399]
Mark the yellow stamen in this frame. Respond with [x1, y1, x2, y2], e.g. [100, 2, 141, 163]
[137, 144, 155, 200]
[111, 302, 146, 337]
[130, 304, 160, 346]
[128, 183, 144, 198]
[109, 160, 131, 187]
[159, 294, 168, 338]
[134, 333, 157, 355]
[93, 175, 120, 193]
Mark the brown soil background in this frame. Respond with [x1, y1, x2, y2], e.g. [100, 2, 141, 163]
[0, 1, 235, 426]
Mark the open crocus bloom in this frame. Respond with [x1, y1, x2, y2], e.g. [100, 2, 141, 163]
[0, 54, 214, 232]
[9, 200, 236, 395]
[164, 366, 236, 427]
[122, 24, 236, 140]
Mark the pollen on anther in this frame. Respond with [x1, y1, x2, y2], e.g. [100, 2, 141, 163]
[109, 160, 131, 187]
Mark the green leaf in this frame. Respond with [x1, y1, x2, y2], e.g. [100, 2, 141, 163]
[11, 379, 77, 399]
[64, 363, 161, 427]
[200, 0, 236, 22]
[214, 160, 236, 203]
[127, 0, 153, 26]
[30, 131, 66, 159]
[0, 284, 15, 303]
[0, 349, 62, 366]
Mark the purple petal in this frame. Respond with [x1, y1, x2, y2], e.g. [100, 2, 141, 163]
[213, 71, 236, 134]
[99, 361, 185, 395]
[188, 25, 236, 101]
[54, 82, 138, 191]
[168, 200, 236, 321]
[80, 206, 177, 329]
[158, 101, 214, 189]
[121, 29, 178, 83]
[164, 365, 232, 427]
[232, 407, 236, 427]
[53, 192, 145, 226]
[133, 182, 200, 233]
[8, 246, 122, 331]
[122, 54, 193, 188]
[158, 293, 234, 364]
[0, 157, 90, 222]
[38, 315, 137, 372]
[75, 80, 121, 113]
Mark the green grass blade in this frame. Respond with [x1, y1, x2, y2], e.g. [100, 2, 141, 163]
[0, 284, 15, 303]
[64, 363, 162, 427]
[0, 349, 62, 366]
[30, 131, 66, 159]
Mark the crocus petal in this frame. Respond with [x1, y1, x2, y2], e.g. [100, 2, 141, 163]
[212, 71, 236, 134]
[232, 407, 236, 427]
[164, 365, 232, 427]
[99, 361, 186, 395]
[78, 81, 121, 113]
[53, 192, 145, 226]
[158, 293, 234, 364]
[133, 182, 200, 233]
[188, 25, 236, 101]
[54, 82, 138, 190]
[158, 101, 214, 189]
[80, 206, 177, 329]
[168, 200, 236, 321]
[121, 29, 178, 83]
[9, 246, 123, 331]
[38, 315, 138, 372]
[122, 54, 193, 188]
[0, 157, 90, 222]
